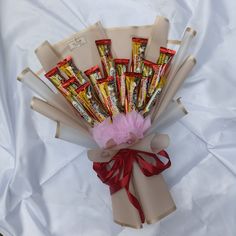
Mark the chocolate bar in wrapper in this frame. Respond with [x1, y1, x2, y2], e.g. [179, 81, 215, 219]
[143, 47, 175, 117]
[95, 39, 116, 79]
[125, 72, 142, 113]
[45, 67, 96, 127]
[142, 86, 163, 117]
[147, 64, 161, 98]
[84, 65, 110, 113]
[156, 47, 175, 73]
[114, 59, 129, 112]
[98, 76, 120, 117]
[131, 38, 148, 73]
[57, 56, 87, 85]
[76, 82, 108, 122]
[137, 60, 155, 110]
[148, 47, 175, 98]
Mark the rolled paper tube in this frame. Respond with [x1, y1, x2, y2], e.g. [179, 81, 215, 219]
[132, 167, 176, 224]
[145, 16, 169, 62]
[35, 40, 61, 72]
[167, 27, 196, 84]
[152, 56, 196, 122]
[167, 39, 181, 45]
[146, 99, 188, 135]
[17, 67, 83, 124]
[56, 122, 98, 149]
[158, 28, 197, 106]
[30, 97, 89, 134]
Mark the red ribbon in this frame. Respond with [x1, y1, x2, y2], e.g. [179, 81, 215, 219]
[93, 148, 171, 223]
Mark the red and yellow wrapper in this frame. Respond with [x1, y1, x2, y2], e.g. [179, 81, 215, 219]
[45, 67, 96, 126]
[131, 38, 148, 73]
[84, 65, 110, 113]
[125, 72, 142, 113]
[57, 56, 87, 85]
[76, 82, 108, 122]
[95, 39, 116, 79]
[148, 47, 175, 98]
[143, 47, 176, 117]
[137, 60, 155, 110]
[114, 59, 129, 112]
[98, 76, 120, 117]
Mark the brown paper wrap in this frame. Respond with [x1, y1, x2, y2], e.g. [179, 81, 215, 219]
[87, 133, 176, 228]
[34, 16, 169, 74]
[23, 17, 197, 229]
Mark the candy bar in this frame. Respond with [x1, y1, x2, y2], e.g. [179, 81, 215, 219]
[142, 48, 175, 117]
[131, 38, 148, 73]
[57, 56, 87, 85]
[84, 65, 110, 112]
[45, 67, 96, 126]
[98, 76, 120, 117]
[95, 39, 116, 78]
[125, 72, 142, 112]
[114, 59, 129, 111]
[137, 60, 155, 110]
[148, 47, 175, 97]
[76, 82, 108, 123]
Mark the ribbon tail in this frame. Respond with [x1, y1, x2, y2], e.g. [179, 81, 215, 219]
[125, 184, 145, 223]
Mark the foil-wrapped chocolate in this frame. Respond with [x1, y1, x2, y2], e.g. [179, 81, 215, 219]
[76, 82, 108, 122]
[84, 65, 109, 113]
[137, 60, 155, 110]
[45, 67, 96, 127]
[98, 76, 120, 117]
[95, 39, 116, 78]
[57, 56, 87, 85]
[125, 72, 142, 113]
[143, 47, 176, 117]
[131, 37, 148, 73]
[114, 59, 129, 112]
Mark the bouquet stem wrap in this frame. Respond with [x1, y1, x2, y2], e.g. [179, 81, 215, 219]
[93, 148, 171, 225]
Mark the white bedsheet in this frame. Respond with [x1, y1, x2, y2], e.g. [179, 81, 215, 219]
[1, 0, 236, 235]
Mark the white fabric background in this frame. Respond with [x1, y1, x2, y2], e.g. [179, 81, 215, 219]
[1, 0, 236, 235]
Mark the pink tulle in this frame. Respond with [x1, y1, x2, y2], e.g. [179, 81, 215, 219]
[90, 110, 151, 148]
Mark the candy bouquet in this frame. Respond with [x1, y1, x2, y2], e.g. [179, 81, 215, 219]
[18, 16, 196, 228]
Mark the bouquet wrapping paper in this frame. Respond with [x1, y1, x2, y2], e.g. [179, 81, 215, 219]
[18, 16, 196, 228]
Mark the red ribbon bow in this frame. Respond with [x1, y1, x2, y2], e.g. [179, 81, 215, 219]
[93, 148, 171, 223]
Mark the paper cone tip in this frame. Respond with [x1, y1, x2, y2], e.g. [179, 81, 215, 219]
[186, 27, 197, 36]
[55, 121, 60, 138]
[17, 67, 31, 81]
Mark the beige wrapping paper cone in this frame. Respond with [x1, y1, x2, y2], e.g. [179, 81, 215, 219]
[153, 56, 196, 122]
[31, 97, 88, 131]
[131, 133, 175, 223]
[147, 98, 188, 135]
[17, 67, 83, 123]
[53, 22, 107, 72]
[145, 16, 169, 62]
[31, 18, 187, 228]
[35, 41, 61, 72]
[105, 24, 152, 59]
[36, 16, 169, 73]
[112, 181, 142, 228]
[55, 122, 97, 149]
[132, 164, 176, 224]
[88, 133, 175, 227]
[163, 27, 197, 94]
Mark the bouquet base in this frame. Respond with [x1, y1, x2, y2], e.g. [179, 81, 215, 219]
[111, 164, 176, 228]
